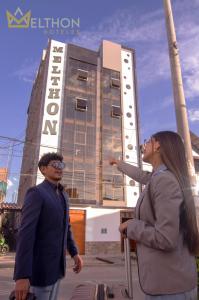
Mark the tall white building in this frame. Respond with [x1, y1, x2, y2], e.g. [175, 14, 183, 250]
[18, 39, 142, 254]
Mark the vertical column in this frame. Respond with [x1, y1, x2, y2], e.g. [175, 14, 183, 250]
[36, 40, 67, 184]
[121, 50, 140, 207]
[96, 57, 101, 205]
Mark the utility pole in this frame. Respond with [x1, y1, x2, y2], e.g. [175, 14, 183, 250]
[163, 0, 196, 191]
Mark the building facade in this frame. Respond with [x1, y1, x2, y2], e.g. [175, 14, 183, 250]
[18, 39, 141, 254]
[191, 132, 199, 196]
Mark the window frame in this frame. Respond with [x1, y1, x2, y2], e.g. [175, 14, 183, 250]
[111, 105, 122, 118]
[75, 97, 88, 112]
[77, 68, 88, 81]
[110, 78, 120, 88]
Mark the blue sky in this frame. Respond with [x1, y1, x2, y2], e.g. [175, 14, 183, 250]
[0, 0, 199, 201]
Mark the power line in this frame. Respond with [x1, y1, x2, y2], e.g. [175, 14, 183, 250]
[0, 141, 24, 149]
[0, 126, 140, 151]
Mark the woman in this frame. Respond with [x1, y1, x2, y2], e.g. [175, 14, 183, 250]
[110, 131, 199, 299]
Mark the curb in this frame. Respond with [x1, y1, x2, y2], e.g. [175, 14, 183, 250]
[0, 254, 137, 269]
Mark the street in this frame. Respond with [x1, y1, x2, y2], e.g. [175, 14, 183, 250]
[0, 256, 145, 299]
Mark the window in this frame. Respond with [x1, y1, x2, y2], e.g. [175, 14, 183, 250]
[194, 158, 199, 173]
[111, 105, 122, 118]
[76, 123, 86, 132]
[74, 144, 85, 158]
[74, 170, 85, 181]
[75, 98, 87, 111]
[73, 181, 85, 199]
[113, 175, 123, 188]
[75, 131, 86, 145]
[65, 188, 78, 198]
[110, 78, 120, 88]
[102, 183, 113, 200]
[77, 69, 88, 81]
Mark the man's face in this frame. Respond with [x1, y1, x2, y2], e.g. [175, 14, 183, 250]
[40, 160, 65, 182]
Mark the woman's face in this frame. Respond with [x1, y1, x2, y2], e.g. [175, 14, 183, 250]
[142, 137, 160, 163]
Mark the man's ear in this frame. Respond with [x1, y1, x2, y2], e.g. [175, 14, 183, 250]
[40, 166, 46, 175]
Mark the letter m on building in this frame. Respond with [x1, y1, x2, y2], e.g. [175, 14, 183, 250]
[53, 46, 63, 53]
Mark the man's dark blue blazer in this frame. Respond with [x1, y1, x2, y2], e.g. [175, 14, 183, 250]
[14, 180, 78, 287]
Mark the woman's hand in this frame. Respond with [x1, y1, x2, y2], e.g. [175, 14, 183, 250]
[109, 157, 119, 166]
[119, 221, 128, 238]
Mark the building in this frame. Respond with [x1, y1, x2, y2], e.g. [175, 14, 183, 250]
[191, 132, 199, 195]
[17, 39, 141, 254]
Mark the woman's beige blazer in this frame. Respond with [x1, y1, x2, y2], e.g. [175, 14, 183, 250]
[117, 161, 197, 295]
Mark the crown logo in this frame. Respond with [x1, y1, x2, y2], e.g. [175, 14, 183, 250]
[6, 7, 31, 28]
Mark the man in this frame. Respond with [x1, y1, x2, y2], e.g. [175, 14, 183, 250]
[14, 152, 83, 300]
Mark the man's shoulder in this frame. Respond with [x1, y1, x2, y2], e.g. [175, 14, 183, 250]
[25, 181, 47, 196]
[26, 185, 38, 194]
[24, 183, 48, 206]
[35, 180, 49, 190]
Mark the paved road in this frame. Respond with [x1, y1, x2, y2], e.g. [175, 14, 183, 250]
[0, 257, 145, 299]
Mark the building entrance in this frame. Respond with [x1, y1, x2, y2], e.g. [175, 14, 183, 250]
[69, 209, 86, 254]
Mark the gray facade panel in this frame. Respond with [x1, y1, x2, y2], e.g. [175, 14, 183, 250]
[67, 44, 98, 65]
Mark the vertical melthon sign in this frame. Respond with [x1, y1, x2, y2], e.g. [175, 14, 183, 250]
[36, 40, 66, 184]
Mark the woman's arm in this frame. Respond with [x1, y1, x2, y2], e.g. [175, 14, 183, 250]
[113, 160, 152, 185]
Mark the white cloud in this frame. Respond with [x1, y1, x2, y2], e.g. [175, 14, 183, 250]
[145, 96, 173, 114]
[70, 8, 169, 89]
[173, 0, 199, 99]
[137, 47, 170, 87]
[141, 119, 176, 138]
[179, 34, 199, 99]
[70, 7, 165, 49]
[13, 59, 39, 83]
[189, 110, 199, 122]
[70, 0, 199, 99]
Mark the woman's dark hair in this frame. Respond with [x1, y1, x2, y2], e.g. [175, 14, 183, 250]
[152, 130, 199, 255]
[38, 152, 63, 170]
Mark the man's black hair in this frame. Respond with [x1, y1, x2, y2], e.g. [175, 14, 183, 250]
[38, 152, 63, 170]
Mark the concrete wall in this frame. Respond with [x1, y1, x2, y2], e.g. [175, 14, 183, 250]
[86, 208, 121, 242]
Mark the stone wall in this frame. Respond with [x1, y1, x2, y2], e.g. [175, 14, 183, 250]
[85, 241, 121, 255]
